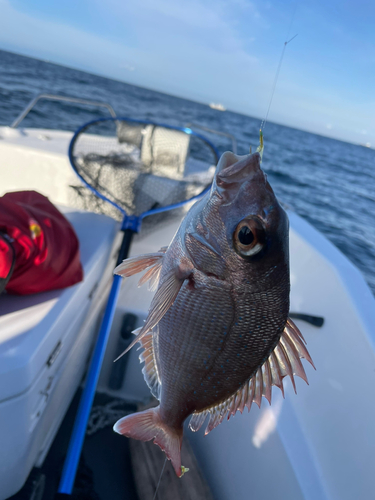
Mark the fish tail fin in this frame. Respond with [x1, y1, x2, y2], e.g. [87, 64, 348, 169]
[114, 406, 183, 477]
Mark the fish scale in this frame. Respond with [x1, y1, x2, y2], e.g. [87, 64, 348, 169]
[158, 282, 234, 421]
[198, 282, 289, 399]
[113, 149, 314, 477]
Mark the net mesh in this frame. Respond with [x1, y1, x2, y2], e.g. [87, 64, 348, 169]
[69, 119, 217, 226]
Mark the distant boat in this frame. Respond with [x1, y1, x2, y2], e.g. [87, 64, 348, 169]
[209, 102, 226, 111]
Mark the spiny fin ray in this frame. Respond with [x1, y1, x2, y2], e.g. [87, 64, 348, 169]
[189, 316, 314, 435]
[138, 328, 161, 400]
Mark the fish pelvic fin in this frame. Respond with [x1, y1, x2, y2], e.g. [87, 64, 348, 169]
[137, 261, 163, 292]
[138, 327, 161, 400]
[114, 248, 167, 288]
[189, 316, 315, 435]
[114, 406, 183, 477]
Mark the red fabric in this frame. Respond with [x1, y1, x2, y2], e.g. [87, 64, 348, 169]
[0, 191, 83, 295]
[0, 235, 13, 279]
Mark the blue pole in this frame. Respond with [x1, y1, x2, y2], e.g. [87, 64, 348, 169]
[57, 274, 123, 494]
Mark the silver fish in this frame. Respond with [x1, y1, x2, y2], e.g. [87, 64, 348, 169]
[113, 150, 314, 476]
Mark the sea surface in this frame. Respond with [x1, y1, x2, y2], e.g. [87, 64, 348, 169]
[1, 49, 374, 294]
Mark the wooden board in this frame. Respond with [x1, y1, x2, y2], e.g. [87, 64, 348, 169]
[129, 436, 214, 500]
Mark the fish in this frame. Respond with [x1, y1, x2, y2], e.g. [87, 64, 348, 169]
[113, 148, 314, 477]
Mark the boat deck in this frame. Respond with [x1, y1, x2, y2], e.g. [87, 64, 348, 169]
[9, 389, 139, 500]
[10, 387, 213, 500]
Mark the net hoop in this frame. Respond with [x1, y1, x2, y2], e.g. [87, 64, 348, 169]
[68, 116, 220, 231]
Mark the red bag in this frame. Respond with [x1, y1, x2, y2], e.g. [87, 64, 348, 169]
[0, 191, 83, 295]
[0, 232, 15, 292]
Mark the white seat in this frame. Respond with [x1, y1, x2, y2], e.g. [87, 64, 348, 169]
[0, 208, 119, 500]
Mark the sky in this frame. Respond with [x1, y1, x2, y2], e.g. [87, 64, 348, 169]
[0, 0, 374, 146]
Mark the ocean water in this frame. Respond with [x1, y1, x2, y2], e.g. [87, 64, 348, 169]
[1, 49, 374, 294]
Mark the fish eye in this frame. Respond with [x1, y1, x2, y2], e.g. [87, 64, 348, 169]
[233, 216, 266, 258]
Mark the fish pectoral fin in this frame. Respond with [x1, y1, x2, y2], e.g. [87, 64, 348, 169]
[139, 270, 185, 333]
[114, 251, 165, 279]
[114, 272, 185, 359]
[189, 316, 314, 435]
[114, 406, 183, 477]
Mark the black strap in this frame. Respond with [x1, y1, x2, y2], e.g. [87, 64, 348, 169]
[0, 233, 16, 294]
[289, 312, 324, 328]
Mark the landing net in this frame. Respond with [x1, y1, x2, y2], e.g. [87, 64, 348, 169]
[69, 117, 219, 230]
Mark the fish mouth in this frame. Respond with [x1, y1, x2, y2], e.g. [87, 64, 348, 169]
[216, 152, 263, 186]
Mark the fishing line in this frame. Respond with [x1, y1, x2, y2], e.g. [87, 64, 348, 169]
[152, 457, 167, 500]
[260, 2, 298, 132]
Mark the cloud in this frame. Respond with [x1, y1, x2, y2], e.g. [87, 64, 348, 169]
[103, 0, 262, 32]
[0, 0, 264, 108]
[95, 0, 263, 55]
[0, 0, 143, 74]
[1, 0, 374, 146]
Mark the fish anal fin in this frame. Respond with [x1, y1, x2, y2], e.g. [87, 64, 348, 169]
[188, 317, 314, 436]
[114, 406, 183, 477]
[138, 329, 161, 399]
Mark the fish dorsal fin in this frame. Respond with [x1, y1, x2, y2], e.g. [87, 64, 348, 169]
[138, 327, 161, 400]
[189, 317, 315, 435]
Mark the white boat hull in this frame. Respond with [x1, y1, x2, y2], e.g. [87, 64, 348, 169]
[1, 126, 374, 499]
